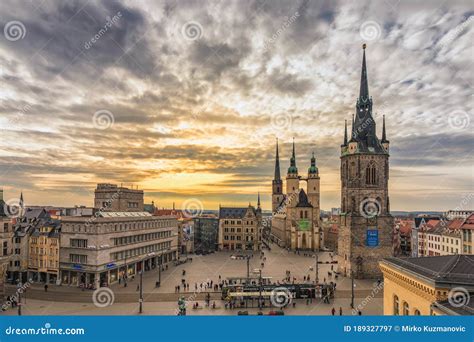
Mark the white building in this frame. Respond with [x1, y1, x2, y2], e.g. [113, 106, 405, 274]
[60, 211, 178, 287]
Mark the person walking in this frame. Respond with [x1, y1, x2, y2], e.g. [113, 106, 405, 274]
[339, 307, 343, 315]
[331, 307, 336, 316]
[44, 284, 48, 292]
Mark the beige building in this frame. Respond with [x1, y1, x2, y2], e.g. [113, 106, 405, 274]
[94, 183, 144, 212]
[270, 140, 322, 251]
[461, 214, 474, 254]
[380, 255, 474, 315]
[0, 193, 14, 299]
[60, 211, 178, 287]
[218, 202, 262, 251]
[28, 221, 60, 284]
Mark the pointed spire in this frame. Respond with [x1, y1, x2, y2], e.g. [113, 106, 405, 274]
[350, 114, 355, 141]
[274, 138, 281, 180]
[257, 192, 261, 208]
[359, 43, 369, 100]
[288, 137, 298, 174]
[381, 115, 388, 143]
[19, 191, 24, 207]
[308, 151, 318, 174]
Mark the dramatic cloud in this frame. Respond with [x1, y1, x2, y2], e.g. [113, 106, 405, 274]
[0, 0, 472, 211]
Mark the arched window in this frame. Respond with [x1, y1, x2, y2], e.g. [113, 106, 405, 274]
[414, 309, 421, 315]
[403, 301, 409, 315]
[366, 162, 377, 185]
[393, 295, 399, 315]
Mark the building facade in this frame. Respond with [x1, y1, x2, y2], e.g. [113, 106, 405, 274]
[94, 183, 144, 212]
[379, 255, 474, 315]
[0, 193, 13, 299]
[9, 208, 51, 283]
[337, 45, 394, 278]
[28, 221, 60, 284]
[270, 140, 322, 251]
[194, 216, 219, 253]
[461, 214, 474, 254]
[218, 203, 262, 251]
[60, 212, 178, 287]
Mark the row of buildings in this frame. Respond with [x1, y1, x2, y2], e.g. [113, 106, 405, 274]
[2, 184, 179, 289]
[1, 182, 264, 294]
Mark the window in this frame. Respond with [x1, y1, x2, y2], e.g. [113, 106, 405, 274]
[70, 239, 88, 248]
[70, 254, 88, 264]
[414, 309, 420, 315]
[393, 295, 399, 315]
[403, 301, 409, 315]
[366, 162, 376, 185]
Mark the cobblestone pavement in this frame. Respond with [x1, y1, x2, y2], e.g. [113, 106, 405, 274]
[1, 297, 383, 316]
[1, 243, 384, 315]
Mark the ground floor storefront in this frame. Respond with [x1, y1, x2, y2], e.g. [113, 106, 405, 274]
[60, 250, 177, 288]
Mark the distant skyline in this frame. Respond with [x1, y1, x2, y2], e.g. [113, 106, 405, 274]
[0, 0, 473, 211]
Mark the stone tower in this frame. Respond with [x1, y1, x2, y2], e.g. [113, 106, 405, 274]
[307, 152, 321, 250]
[337, 44, 394, 279]
[286, 138, 300, 195]
[272, 139, 283, 213]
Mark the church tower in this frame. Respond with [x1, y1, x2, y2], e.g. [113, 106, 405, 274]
[338, 44, 394, 279]
[307, 152, 320, 217]
[286, 138, 300, 196]
[307, 152, 321, 250]
[272, 139, 283, 213]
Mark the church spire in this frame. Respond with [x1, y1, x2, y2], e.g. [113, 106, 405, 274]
[381, 115, 388, 143]
[274, 138, 281, 180]
[288, 137, 298, 174]
[257, 192, 261, 208]
[359, 43, 369, 100]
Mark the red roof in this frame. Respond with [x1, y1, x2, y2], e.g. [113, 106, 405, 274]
[461, 214, 474, 230]
[447, 218, 464, 230]
[426, 219, 440, 229]
[153, 209, 186, 218]
[399, 220, 412, 235]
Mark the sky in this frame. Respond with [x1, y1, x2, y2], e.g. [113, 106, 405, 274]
[0, 0, 472, 212]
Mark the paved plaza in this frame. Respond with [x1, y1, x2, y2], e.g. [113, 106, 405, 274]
[1, 243, 384, 316]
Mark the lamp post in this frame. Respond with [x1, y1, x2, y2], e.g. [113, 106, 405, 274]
[315, 253, 319, 284]
[350, 271, 354, 309]
[139, 269, 143, 314]
[17, 281, 22, 316]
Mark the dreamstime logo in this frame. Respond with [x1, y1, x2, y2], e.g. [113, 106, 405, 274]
[181, 21, 203, 41]
[447, 109, 470, 130]
[270, 287, 292, 308]
[270, 112, 292, 131]
[359, 198, 381, 218]
[3, 198, 23, 218]
[92, 110, 115, 130]
[182, 198, 203, 218]
[448, 287, 470, 308]
[92, 287, 115, 308]
[359, 20, 381, 41]
[4, 20, 26, 41]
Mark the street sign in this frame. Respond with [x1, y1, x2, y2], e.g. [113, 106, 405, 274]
[366, 229, 378, 247]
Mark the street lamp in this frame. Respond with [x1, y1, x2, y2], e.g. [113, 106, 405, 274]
[350, 271, 355, 309]
[139, 270, 143, 314]
[314, 253, 319, 284]
[17, 280, 22, 316]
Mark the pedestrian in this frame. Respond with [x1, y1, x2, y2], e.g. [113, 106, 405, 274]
[331, 307, 335, 316]
[358, 310, 362, 315]
[136, 284, 139, 291]
[339, 307, 342, 315]
[44, 284, 48, 292]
